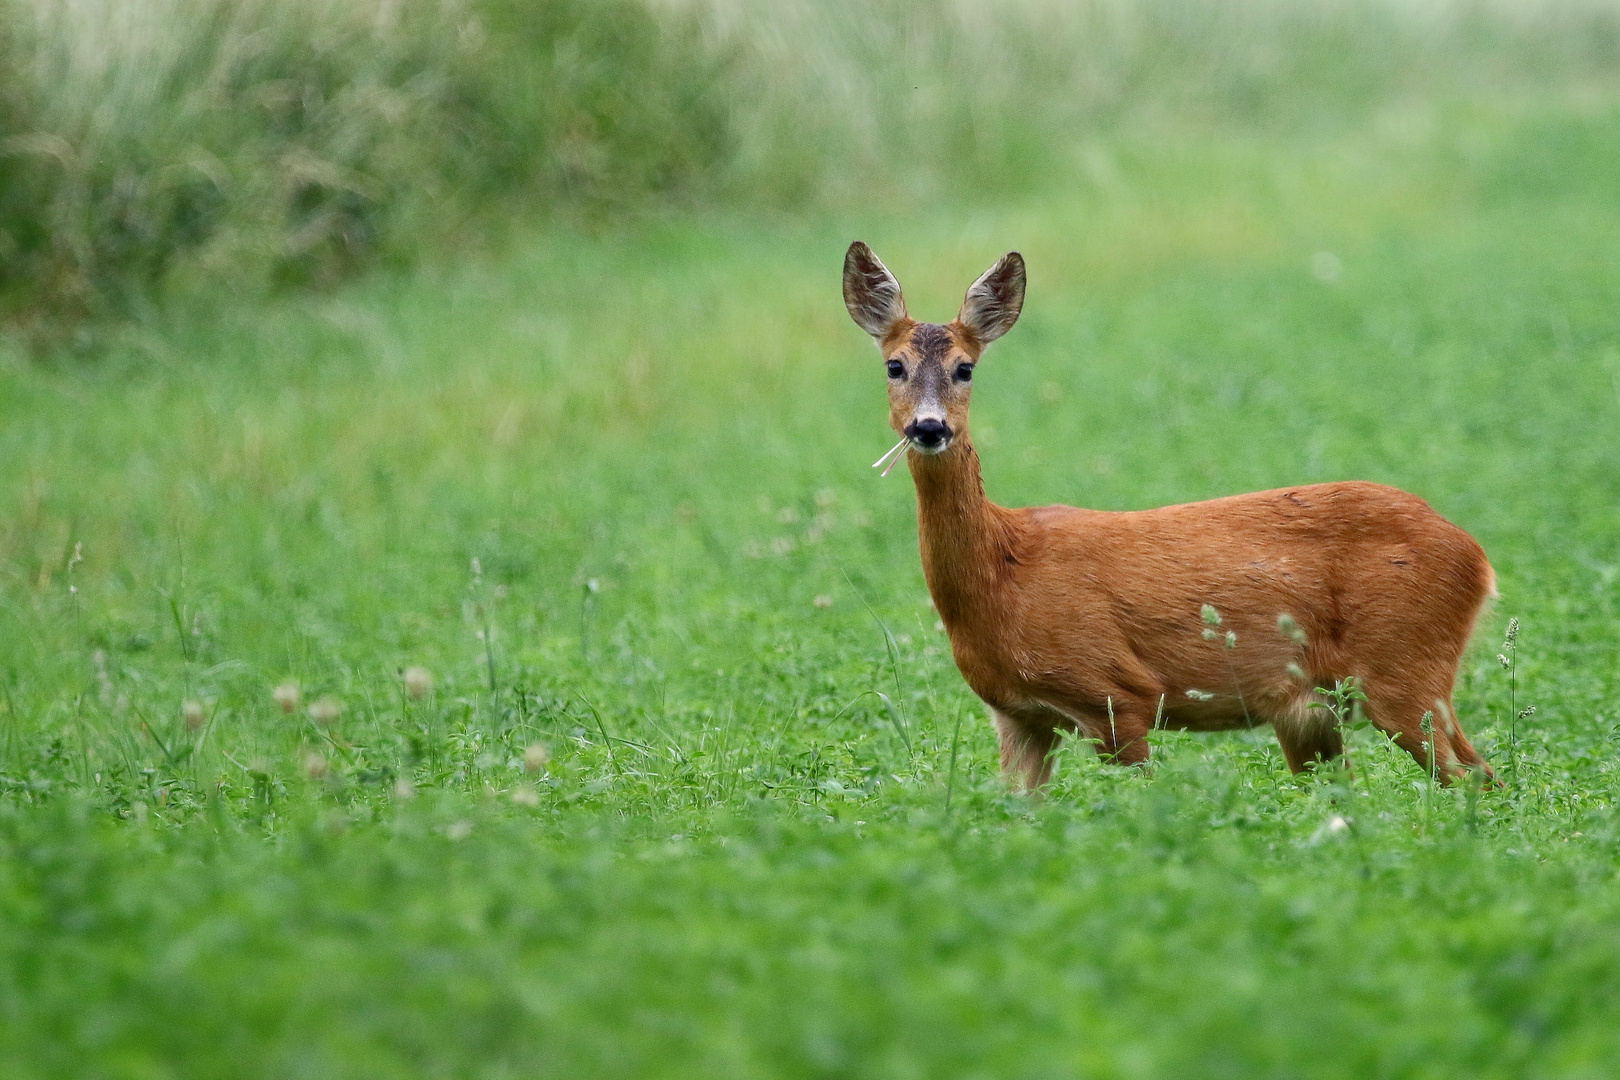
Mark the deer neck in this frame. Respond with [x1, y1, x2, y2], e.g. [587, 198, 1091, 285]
[908, 434, 1014, 628]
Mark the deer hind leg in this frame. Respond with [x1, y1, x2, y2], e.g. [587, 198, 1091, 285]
[1445, 717, 1494, 782]
[1357, 673, 1494, 785]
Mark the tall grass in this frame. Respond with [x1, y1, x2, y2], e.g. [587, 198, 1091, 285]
[0, 0, 725, 336]
[4, 0, 1620, 338]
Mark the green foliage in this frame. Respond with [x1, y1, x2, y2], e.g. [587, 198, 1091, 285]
[0, 0, 724, 337]
[7, 0, 1620, 338]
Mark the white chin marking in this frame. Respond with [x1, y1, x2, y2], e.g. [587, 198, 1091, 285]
[912, 440, 950, 455]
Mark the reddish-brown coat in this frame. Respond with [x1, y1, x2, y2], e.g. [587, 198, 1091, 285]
[845, 240, 1495, 790]
[912, 442, 1494, 787]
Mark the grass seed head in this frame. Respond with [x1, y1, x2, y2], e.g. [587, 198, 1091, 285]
[309, 697, 341, 725]
[273, 681, 300, 713]
[182, 699, 205, 731]
[303, 752, 328, 779]
[524, 743, 550, 773]
[403, 666, 433, 699]
[394, 776, 416, 799]
[1277, 613, 1308, 645]
[94, 654, 113, 702]
[511, 786, 540, 807]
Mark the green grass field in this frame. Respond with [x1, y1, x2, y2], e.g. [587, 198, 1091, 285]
[5, 99, 1620, 1077]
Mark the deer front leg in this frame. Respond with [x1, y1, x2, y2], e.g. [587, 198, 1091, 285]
[1074, 695, 1153, 767]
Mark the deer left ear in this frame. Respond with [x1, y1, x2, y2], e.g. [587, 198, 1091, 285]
[956, 252, 1025, 346]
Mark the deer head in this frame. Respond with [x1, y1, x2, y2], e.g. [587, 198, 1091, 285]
[843, 241, 1025, 455]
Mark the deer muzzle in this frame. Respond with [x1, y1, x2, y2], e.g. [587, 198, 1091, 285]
[904, 418, 952, 453]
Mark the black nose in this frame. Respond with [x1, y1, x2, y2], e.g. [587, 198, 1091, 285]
[904, 418, 951, 449]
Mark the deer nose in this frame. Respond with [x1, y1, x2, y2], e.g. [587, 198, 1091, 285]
[905, 418, 951, 450]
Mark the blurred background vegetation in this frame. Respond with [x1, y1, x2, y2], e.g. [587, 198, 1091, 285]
[3, 0, 1620, 344]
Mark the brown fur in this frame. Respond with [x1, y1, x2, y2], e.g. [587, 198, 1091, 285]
[844, 241, 1496, 791]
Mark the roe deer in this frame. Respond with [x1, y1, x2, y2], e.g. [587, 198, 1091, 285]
[843, 241, 1496, 790]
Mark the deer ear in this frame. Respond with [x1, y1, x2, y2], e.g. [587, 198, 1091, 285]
[957, 252, 1025, 346]
[843, 241, 908, 341]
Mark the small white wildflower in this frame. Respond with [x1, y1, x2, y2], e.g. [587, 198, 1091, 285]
[1310, 814, 1353, 845]
[403, 666, 433, 699]
[510, 787, 540, 807]
[309, 697, 341, 725]
[524, 743, 550, 773]
[273, 681, 300, 714]
[182, 699, 205, 731]
[1311, 251, 1342, 283]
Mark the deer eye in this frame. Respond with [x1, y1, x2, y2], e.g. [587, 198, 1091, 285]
[886, 359, 905, 379]
[954, 363, 974, 382]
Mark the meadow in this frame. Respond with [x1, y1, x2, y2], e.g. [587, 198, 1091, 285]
[6, 3, 1620, 1078]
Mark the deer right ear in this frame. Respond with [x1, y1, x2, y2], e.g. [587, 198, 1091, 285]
[843, 241, 908, 342]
